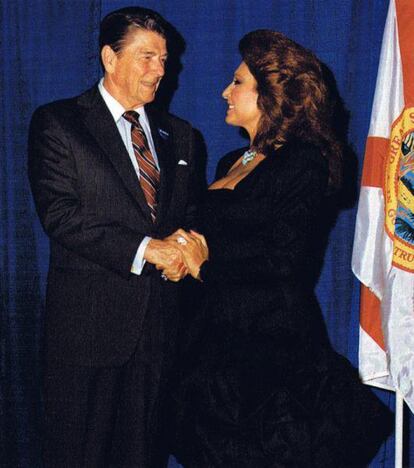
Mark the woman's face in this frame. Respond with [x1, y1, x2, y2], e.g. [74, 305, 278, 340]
[222, 62, 261, 140]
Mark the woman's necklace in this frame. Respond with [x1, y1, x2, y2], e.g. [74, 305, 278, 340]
[241, 148, 257, 166]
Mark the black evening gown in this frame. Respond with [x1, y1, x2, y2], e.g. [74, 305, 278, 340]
[172, 140, 393, 468]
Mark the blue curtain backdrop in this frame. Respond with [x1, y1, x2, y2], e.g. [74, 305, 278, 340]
[1, 0, 408, 466]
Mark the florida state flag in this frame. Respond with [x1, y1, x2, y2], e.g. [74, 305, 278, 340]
[352, 0, 414, 410]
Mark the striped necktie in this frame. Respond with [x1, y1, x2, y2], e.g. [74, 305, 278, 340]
[123, 111, 160, 222]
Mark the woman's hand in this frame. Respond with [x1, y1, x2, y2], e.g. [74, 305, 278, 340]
[168, 228, 209, 280]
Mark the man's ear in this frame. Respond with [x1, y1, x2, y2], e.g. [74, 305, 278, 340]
[101, 45, 117, 74]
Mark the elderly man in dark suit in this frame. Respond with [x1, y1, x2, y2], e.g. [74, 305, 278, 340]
[28, 7, 199, 467]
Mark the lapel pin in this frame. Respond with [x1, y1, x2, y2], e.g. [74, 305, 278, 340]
[178, 160, 188, 166]
[158, 128, 169, 139]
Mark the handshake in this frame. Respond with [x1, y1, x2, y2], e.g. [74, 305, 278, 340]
[144, 228, 209, 282]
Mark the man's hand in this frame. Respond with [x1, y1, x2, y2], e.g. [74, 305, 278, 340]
[160, 262, 188, 282]
[144, 238, 187, 282]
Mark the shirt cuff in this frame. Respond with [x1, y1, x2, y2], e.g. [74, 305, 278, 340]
[131, 236, 152, 275]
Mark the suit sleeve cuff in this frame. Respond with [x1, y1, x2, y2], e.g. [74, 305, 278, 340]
[131, 236, 151, 275]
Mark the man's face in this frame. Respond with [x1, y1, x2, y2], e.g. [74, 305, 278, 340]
[102, 29, 167, 109]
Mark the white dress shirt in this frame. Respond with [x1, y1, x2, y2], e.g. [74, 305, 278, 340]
[98, 78, 158, 275]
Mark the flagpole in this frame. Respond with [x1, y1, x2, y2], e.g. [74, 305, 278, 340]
[395, 391, 404, 468]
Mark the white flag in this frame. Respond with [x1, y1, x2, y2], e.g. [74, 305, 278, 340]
[352, 0, 414, 410]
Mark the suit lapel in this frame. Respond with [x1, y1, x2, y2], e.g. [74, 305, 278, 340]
[78, 86, 152, 223]
[146, 106, 176, 226]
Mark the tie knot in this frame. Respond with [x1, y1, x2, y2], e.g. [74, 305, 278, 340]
[123, 110, 140, 127]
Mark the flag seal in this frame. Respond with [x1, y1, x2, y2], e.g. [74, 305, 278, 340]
[385, 107, 414, 272]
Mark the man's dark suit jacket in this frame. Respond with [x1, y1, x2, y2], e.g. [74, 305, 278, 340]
[28, 85, 198, 368]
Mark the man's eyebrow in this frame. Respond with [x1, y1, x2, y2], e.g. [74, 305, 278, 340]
[138, 49, 168, 57]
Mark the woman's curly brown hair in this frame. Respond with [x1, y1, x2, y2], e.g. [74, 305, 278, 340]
[239, 29, 342, 190]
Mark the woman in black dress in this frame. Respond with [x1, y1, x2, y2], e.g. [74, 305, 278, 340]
[166, 30, 392, 467]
